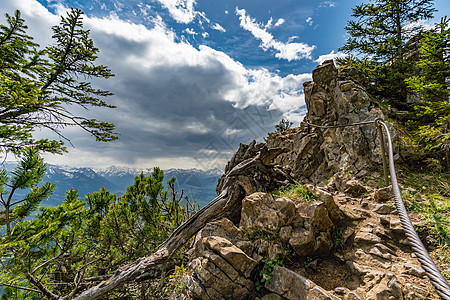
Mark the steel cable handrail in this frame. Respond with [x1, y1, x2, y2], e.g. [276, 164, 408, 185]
[304, 117, 450, 299]
[375, 119, 450, 300]
[304, 120, 376, 129]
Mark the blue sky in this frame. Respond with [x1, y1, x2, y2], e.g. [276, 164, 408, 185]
[1, 0, 449, 170]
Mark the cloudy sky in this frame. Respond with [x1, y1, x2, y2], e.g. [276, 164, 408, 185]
[1, 0, 449, 171]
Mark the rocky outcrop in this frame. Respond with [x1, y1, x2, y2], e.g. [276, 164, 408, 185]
[176, 184, 433, 300]
[268, 60, 397, 189]
[168, 61, 438, 299]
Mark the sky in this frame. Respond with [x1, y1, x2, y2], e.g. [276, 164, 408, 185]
[1, 0, 449, 171]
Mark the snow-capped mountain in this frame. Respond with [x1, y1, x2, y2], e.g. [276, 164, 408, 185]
[1, 163, 222, 207]
[96, 166, 223, 206]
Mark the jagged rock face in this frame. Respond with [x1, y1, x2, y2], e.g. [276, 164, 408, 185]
[264, 60, 398, 188]
[215, 60, 398, 193]
[176, 185, 433, 300]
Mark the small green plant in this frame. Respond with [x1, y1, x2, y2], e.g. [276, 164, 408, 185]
[435, 245, 450, 280]
[243, 227, 278, 241]
[332, 228, 345, 249]
[274, 119, 293, 133]
[256, 256, 284, 291]
[396, 168, 450, 279]
[273, 183, 318, 202]
[265, 119, 294, 141]
[165, 264, 191, 297]
[387, 200, 396, 210]
[283, 244, 296, 257]
[427, 196, 450, 245]
[304, 256, 313, 268]
[406, 198, 423, 213]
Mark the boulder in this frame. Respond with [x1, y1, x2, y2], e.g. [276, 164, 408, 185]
[265, 265, 311, 300]
[374, 186, 393, 202]
[344, 180, 367, 197]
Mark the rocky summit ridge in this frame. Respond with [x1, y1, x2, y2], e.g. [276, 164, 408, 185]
[169, 60, 439, 300]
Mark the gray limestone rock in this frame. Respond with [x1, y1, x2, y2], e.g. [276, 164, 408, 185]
[265, 265, 311, 300]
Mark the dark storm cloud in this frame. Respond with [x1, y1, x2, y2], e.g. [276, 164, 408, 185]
[1, 0, 309, 168]
[89, 57, 285, 165]
[74, 17, 302, 167]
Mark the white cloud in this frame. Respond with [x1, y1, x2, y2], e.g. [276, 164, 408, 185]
[0, 0, 58, 47]
[223, 128, 244, 136]
[274, 18, 285, 27]
[319, 1, 336, 8]
[185, 121, 210, 134]
[86, 13, 311, 125]
[403, 19, 435, 36]
[7, 0, 58, 22]
[137, 3, 151, 16]
[212, 23, 226, 32]
[3, 0, 310, 168]
[86, 13, 172, 44]
[306, 17, 313, 26]
[197, 11, 210, 23]
[225, 10, 229, 14]
[200, 46, 311, 109]
[265, 17, 273, 28]
[314, 50, 347, 64]
[265, 18, 285, 29]
[288, 36, 299, 42]
[113, 1, 124, 12]
[155, 0, 199, 23]
[202, 32, 209, 38]
[236, 7, 315, 61]
[185, 27, 197, 35]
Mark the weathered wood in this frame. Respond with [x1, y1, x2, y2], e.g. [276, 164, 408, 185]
[74, 185, 245, 300]
[74, 144, 291, 300]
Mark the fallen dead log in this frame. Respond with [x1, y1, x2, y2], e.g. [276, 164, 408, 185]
[74, 144, 291, 300]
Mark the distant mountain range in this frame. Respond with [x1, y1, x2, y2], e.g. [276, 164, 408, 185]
[1, 163, 223, 208]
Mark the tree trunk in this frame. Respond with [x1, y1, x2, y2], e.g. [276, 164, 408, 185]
[73, 142, 291, 300]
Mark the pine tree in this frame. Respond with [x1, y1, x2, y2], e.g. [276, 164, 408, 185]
[407, 17, 450, 103]
[274, 119, 293, 133]
[405, 17, 450, 170]
[0, 168, 196, 298]
[341, 0, 435, 62]
[0, 9, 117, 155]
[339, 0, 435, 106]
[0, 147, 55, 236]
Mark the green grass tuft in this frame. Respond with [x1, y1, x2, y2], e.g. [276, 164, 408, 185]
[273, 183, 319, 202]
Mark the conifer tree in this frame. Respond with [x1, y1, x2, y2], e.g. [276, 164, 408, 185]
[405, 17, 450, 170]
[0, 9, 117, 155]
[0, 168, 196, 298]
[274, 119, 293, 133]
[407, 17, 450, 103]
[341, 0, 435, 62]
[0, 147, 54, 235]
[339, 0, 435, 106]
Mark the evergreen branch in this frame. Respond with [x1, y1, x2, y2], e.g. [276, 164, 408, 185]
[26, 272, 59, 300]
[1, 282, 41, 294]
